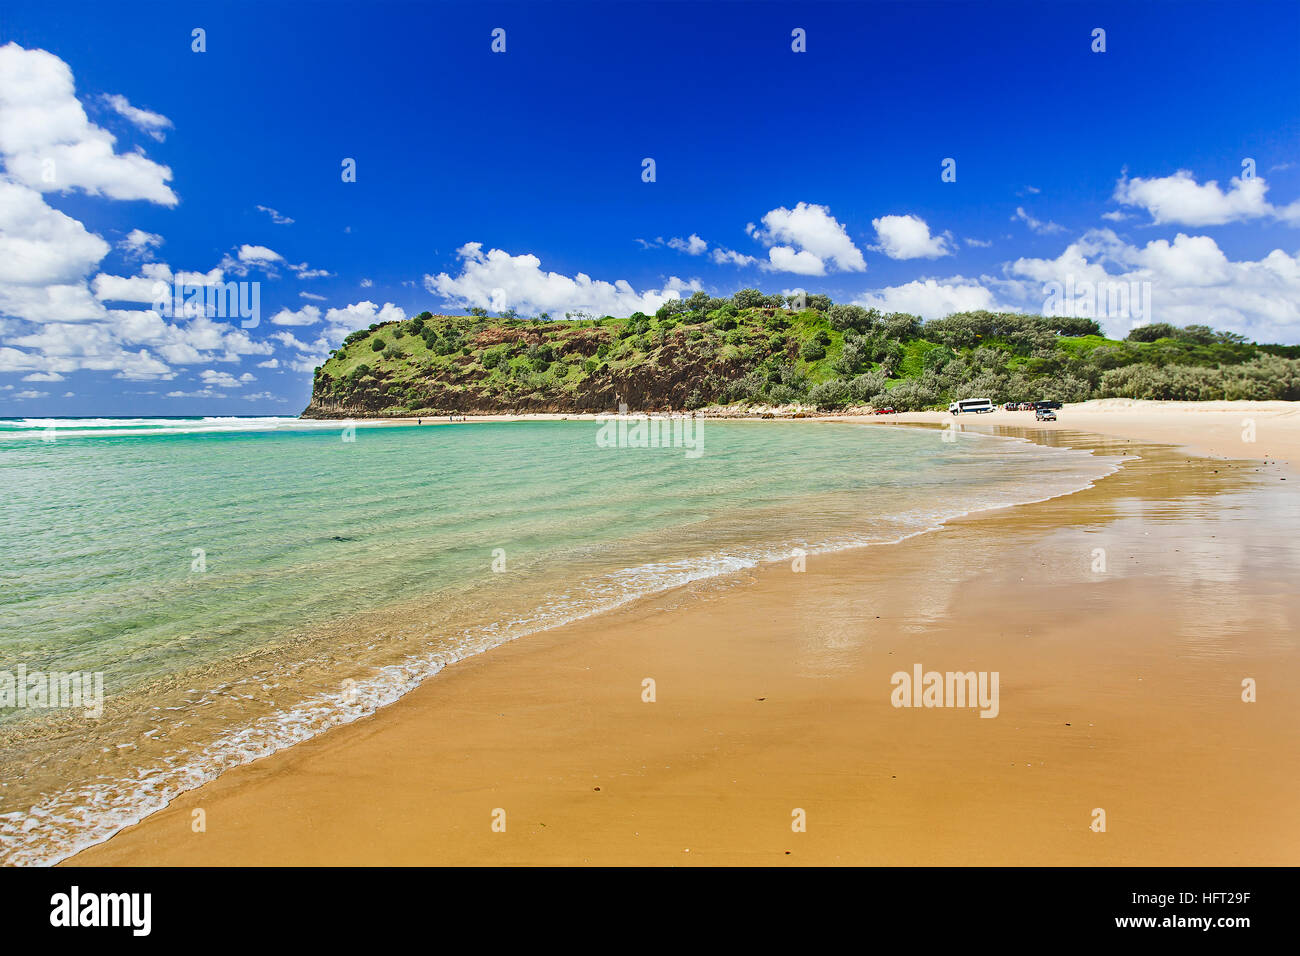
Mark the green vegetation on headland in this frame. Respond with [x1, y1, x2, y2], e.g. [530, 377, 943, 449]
[301, 290, 1300, 417]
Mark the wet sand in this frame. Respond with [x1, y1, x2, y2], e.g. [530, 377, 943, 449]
[67, 423, 1300, 866]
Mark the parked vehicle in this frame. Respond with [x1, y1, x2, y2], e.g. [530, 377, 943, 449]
[948, 398, 995, 415]
[1034, 400, 1063, 410]
[873, 406, 896, 415]
[1035, 407, 1057, 421]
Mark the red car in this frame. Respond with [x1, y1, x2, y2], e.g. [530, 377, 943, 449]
[873, 406, 896, 415]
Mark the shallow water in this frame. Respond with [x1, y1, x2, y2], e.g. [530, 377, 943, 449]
[0, 416, 1123, 864]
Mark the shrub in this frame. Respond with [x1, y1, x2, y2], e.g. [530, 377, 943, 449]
[808, 378, 852, 408]
[800, 340, 827, 361]
[767, 383, 801, 404]
[877, 378, 941, 411]
[847, 370, 889, 403]
[371, 338, 385, 352]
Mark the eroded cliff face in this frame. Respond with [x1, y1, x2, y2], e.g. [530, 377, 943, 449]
[300, 353, 762, 417]
[300, 312, 790, 418]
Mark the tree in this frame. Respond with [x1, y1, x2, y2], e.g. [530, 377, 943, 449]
[1126, 322, 1178, 343]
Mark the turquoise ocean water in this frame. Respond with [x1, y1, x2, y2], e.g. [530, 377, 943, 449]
[0, 416, 1121, 864]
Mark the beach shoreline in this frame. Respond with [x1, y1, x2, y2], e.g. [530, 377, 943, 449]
[63, 410, 1300, 866]
[321, 399, 1300, 474]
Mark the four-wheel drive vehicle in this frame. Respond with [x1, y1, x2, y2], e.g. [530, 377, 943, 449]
[1033, 400, 1063, 410]
[1035, 407, 1057, 421]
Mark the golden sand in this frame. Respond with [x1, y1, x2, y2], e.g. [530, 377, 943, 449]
[67, 417, 1300, 866]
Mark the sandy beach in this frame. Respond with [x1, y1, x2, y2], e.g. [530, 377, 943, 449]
[66, 405, 1300, 866]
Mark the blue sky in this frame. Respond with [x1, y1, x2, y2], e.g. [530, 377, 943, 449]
[1, 0, 1297, 416]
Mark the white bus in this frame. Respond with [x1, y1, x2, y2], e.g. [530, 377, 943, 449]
[948, 398, 995, 415]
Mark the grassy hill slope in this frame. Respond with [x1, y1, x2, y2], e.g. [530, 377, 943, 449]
[302, 291, 1300, 417]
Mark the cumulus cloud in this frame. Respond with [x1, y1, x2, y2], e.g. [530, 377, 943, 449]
[0, 178, 111, 323]
[748, 202, 866, 274]
[766, 245, 827, 275]
[871, 214, 953, 259]
[0, 43, 177, 205]
[269, 304, 321, 326]
[667, 234, 707, 255]
[118, 228, 163, 259]
[425, 242, 697, 316]
[263, 300, 407, 372]
[1001, 228, 1300, 341]
[100, 93, 173, 142]
[1110, 170, 1300, 226]
[710, 247, 758, 267]
[237, 244, 282, 265]
[854, 277, 1000, 318]
[199, 369, 254, 389]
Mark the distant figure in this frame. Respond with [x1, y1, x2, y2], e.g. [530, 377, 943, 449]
[417, 418, 422, 425]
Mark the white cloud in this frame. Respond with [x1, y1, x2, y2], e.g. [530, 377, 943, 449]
[288, 262, 331, 279]
[1012, 206, 1065, 234]
[22, 371, 63, 381]
[667, 234, 707, 255]
[710, 247, 758, 267]
[854, 277, 1000, 318]
[871, 214, 953, 259]
[270, 304, 321, 326]
[256, 204, 294, 225]
[963, 237, 992, 248]
[238, 244, 282, 264]
[257, 358, 280, 368]
[1002, 228, 1300, 341]
[321, 300, 406, 339]
[13, 389, 48, 399]
[118, 228, 163, 258]
[100, 93, 173, 142]
[263, 300, 408, 373]
[0, 178, 111, 323]
[766, 245, 826, 275]
[359, 278, 373, 288]
[299, 291, 327, 301]
[0, 43, 177, 205]
[749, 202, 866, 274]
[425, 243, 696, 316]
[200, 369, 254, 389]
[1111, 170, 1299, 226]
